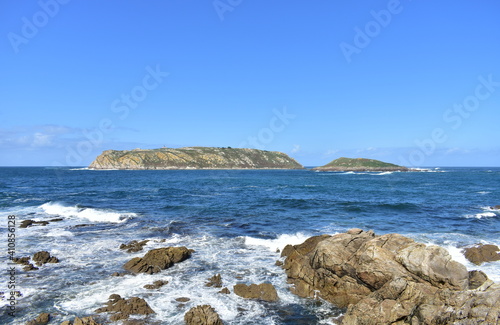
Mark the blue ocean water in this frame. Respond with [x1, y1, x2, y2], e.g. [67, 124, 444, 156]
[1, 167, 499, 324]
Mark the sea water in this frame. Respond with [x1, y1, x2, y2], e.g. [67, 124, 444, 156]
[0, 167, 499, 324]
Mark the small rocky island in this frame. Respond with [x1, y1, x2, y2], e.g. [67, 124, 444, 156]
[314, 157, 411, 172]
[89, 147, 304, 170]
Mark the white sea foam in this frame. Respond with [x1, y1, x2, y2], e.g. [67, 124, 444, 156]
[477, 191, 491, 195]
[244, 233, 311, 252]
[375, 171, 393, 175]
[40, 202, 135, 223]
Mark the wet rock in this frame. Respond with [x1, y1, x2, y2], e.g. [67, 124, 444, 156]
[111, 272, 127, 277]
[33, 251, 59, 266]
[120, 240, 150, 253]
[95, 294, 155, 321]
[205, 274, 222, 288]
[13, 256, 38, 271]
[23, 264, 39, 271]
[20, 220, 49, 228]
[218, 287, 230, 294]
[275, 260, 283, 267]
[184, 305, 224, 325]
[144, 280, 169, 290]
[26, 313, 50, 325]
[123, 247, 192, 274]
[282, 229, 500, 324]
[491, 205, 500, 210]
[463, 243, 500, 265]
[49, 218, 64, 222]
[60, 316, 102, 325]
[176, 297, 191, 302]
[233, 283, 279, 302]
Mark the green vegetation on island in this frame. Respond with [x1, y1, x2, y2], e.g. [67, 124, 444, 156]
[89, 147, 304, 170]
[313, 157, 410, 172]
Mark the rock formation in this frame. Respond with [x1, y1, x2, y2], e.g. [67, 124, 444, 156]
[233, 283, 279, 302]
[33, 251, 59, 266]
[314, 157, 410, 172]
[120, 240, 150, 253]
[26, 313, 50, 325]
[463, 243, 500, 265]
[184, 305, 224, 325]
[95, 294, 155, 321]
[281, 229, 500, 324]
[123, 247, 192, 274]
[60, 316, 102, 325]
[89, 147, 304, 170]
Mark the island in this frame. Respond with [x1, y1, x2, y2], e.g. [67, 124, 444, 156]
[313, 157, 411, 172]
[88, 147, 304, 170]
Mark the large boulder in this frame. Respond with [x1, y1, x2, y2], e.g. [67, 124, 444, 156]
[281, 229, 500, 324]
[33, 251, 59, 266]
[123, 247, 192, 274]
[463, 244, 500, 265]
[184, 305, 224, 325]
[233, 283, 279, 302]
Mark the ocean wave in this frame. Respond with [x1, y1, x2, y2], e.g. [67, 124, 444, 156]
[40, 202, 136, 223]
[244, 232, 311, 252]
[375, 171, 394, 175]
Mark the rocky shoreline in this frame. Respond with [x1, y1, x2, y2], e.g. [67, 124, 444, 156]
[20, 228, 500, 324]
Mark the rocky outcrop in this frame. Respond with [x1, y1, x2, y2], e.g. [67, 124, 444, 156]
[281, 229, 500, 324]
[143, 280, 169, 290]
[463, 244, 500, 265]
[95, 294, 155, 321]
[205, 274, 223, 288]
[120, 240, 150, 253]
[89, 147, 304, 170]
[123, 247, 192, 274]
[33, 251, 59, 266]
[233, 283, 279, 302]
[60, 316, 102, 325]
[313, 157, 411, 172]
[184, 305, 224, 325]
[26, 313, 50, 325]
[20, 219, 49, 228]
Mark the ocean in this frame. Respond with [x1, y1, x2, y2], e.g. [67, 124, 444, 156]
[1, 167, 499, 324]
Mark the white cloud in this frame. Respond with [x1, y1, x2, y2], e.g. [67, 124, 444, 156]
[291, 144, 301, 153]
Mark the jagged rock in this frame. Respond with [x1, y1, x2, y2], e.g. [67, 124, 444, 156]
[89, 147, 304, 170]
[463, 244, 500, 265]
[275, 260, 283, 266]
[26, 313, 50, 325]
[144, 280, 168, 289]
[218, 287, 230, 294]
[281, 229, 500, 324]
[120, 240, 150, 253]
[33, 251, 59, 266]
[20, 220, 49, 228]
[205, 274, 222, 288]
[233, 283, 279, 302]
[184, 305, 224, 325]
[13, 256, 38, 271]
[123, 247, 192, 274]
[60, 316, 102, 325]
[95, 294, 155, 321]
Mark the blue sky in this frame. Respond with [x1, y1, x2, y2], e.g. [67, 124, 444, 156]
[1, 0, 499, 167]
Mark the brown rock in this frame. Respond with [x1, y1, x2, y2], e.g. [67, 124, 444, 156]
[26, 313, 50, 325]
[463, 244, 500, 265]
[95, 294, 155, 321]
[123, 247, 192, 274]
[60, 316, 102, 325]
[20, 220, 49, 228]
[176, 297, 191, 302]
[218, 287, 230, 294]
[233, 283, 279, 302]
[184, 305, 224, 325]
[205, 274, 222, 288]
[120, 240, 150, 253]
[33, 251, 59, 266]
[144, 280, 168, 290]
[282, 229, 500, 324]
[491, 205, 500, 210]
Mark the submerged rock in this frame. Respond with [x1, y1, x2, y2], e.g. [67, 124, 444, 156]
[281, 229, 500, 324]
[95, 294, 155, 321]
[233, 283, 279, 302]
[123, 247, 192, 274]
[20, 220, 49, 228]
[463, 243, 500, 265]
[33, 251, 59, 266]
[184, 305, 224, 325]
[205, 274, 223, 288]
[143, 280, 169, 290]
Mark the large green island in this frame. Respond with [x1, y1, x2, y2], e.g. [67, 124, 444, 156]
[88, 147, 304, 170]
[313, 157, 411, 172]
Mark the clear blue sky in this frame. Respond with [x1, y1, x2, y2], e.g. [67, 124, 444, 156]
[1, 0, 499, 167]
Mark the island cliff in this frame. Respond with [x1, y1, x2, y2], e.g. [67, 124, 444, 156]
[88, 147, 304, 170]
[313, 157, 410, 172]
